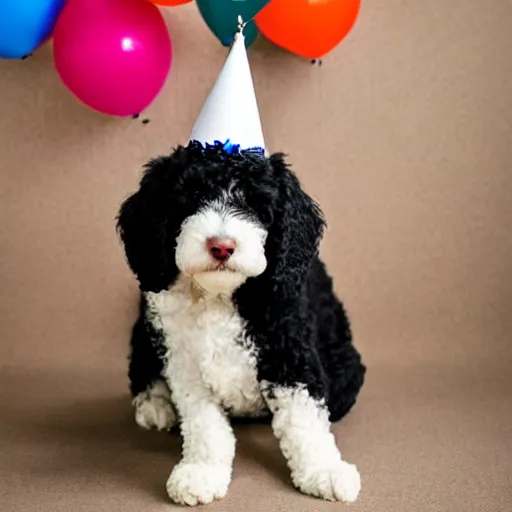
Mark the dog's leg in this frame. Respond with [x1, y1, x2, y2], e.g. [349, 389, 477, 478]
[133, 379, 177, 431]
[129, 300, 177, 431]
[262, 382, 361, 503]
[165, 369, 235, 506]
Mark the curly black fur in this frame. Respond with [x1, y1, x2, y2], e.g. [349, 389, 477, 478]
[117, 141, 365, 422]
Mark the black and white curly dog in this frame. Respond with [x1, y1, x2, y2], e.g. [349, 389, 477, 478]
[117, 141, 366, 506]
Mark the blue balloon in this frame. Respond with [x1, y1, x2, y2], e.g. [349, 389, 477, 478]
[196, 0, 270, 47]
[0, 0, 66, 59]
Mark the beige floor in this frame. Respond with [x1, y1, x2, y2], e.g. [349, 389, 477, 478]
[1, 1, 511, 511]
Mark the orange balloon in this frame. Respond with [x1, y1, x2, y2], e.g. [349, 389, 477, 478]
[150, 0, 192, 6]
[256, 0, 361, 59]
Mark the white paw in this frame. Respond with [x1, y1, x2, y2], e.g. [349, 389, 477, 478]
[166, 462, 231, 506]
[293, 460, 361, 503]
[133, 384, 177, 431]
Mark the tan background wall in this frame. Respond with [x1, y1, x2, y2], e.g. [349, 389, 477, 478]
[1, 0, 510, 371]
[1, 2, 511, 511]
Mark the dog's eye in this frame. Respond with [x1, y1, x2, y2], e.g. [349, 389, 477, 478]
[258, 207, 273, 227]
[242, 205, 272, 228]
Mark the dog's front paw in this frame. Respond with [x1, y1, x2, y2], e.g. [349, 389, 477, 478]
[133, 383, 177, 431]
[166, 462, 231, 506]
[292, 460, 361, 503]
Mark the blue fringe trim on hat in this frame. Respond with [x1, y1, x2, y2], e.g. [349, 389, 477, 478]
[195, 139, 265, 156]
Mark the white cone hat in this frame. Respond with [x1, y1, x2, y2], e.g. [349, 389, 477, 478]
[189, 27, 265, 154]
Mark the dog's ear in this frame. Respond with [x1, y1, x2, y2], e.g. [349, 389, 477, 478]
[264, 153, 326, 294]
[117, 151, 185, 292]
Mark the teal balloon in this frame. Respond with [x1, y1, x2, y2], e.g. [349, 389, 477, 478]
[0, 0, 65, 59]
[196, 0, 270, 47]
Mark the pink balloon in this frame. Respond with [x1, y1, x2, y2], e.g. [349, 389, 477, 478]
[53, 0, 172, 116]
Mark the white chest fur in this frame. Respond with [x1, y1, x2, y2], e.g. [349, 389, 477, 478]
[145, 280, 267, 417]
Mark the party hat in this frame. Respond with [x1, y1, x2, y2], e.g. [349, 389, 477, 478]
[189, 19, 265, 154]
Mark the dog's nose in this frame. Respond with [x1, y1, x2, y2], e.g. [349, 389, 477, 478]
[206, 237, 236, 262]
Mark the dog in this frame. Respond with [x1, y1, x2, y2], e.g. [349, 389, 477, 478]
[116, 141, 366, 506]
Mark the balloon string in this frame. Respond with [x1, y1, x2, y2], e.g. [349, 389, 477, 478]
[231, 15, 251, 46]
[237, 14, 254, 34]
